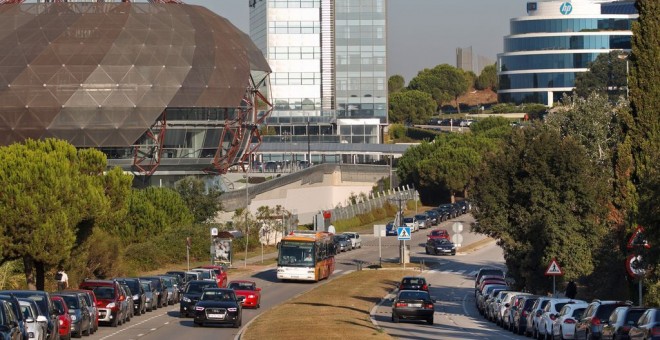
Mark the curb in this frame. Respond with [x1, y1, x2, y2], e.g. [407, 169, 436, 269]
[369, 289, 398, 329]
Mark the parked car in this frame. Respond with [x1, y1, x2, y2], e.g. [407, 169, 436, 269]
[477, 285, 508, 315]
[343, 232, 362, 249]
[424, 210, 439, 226]
[403, 217, 418, 232]
[118, 284, 134, 321]
[156, 276, 176, 306]
[575, 300, 633, 340]
[166, 271, 187, 285]
[51, 292, 92, 338]
[50, 296, 72, 340]
[538, 299, 586, 339]
[511, 295, 540, 334]
[333, 234, 351, 252]
[115, 278, 146, 316]
[138, 277, 167, 308]
[399, 277, 430, 292]
[0, 294, 29, 340]
[525, 296, 554, 338]
[189, 269, 215, 283]
[228, 281, 261, 309]
[474, 267, 506, 290]
[139, 280, 156, 312]
[437, 204, 459, 219]
[192, 288, 244, 328]
[385, 221, 398, 236]
[1, 290, 59, 340]
[425, 238, 457, 256]
[63, 289, 98, 334]
[0, 300, 22, 340]
[78, 280, 126, 327]
[18, 299, 47, 340]
[391, 290, 435, 325]
[427, 229, 450, 241]
[601, 306, 648, 340]
[551, 302, 588, 340]
[198, 265, 229, 288]
[627, 308, 659, 340]
[414, 214, 431, 229]
[500, 292, 531, 329]
[179, 280, 220, 318]
[184, 271, 202, 283]
[455, 200, 471, 214]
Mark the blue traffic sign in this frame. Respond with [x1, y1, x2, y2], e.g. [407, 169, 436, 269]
[397, 226, 411, 240]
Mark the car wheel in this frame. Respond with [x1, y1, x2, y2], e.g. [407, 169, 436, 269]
[425, 248, 430, 255]
[392, 313, 399, 323]
[233, 317, 242, 328]
[193, 321, 201, 327]
[83, 323, 90, 336]
[427, 316, 434, 325]
[111, 315, 118, 327]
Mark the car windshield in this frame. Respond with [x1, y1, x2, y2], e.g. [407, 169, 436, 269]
[229, 282, 255, 291]
[119, 280, 140, 294]
[60, 295, 80, 309]
[52, 299, 65, 314]
[161, 279, 173, 288]
[186, 283, 216, 294]
[434, 239, 450, 244]
[20, 305, 34, 319]
[415, 215, 426, 220]
[201, 291, 234, 301]
[554, 303, 569, 312]
[572, 308, 586, 318]
[91, 287, 115, 300]
[402, 278, 425, 285]
[596, 305, 620, 319]
[195, 271, 211, 280]
[403, 218, 413, 223]
[398, 291, 430, 300]
[141, 283, 151, 292]
[10, 293, 48, 316]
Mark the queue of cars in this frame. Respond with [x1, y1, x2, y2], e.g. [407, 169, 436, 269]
[391, 276, 435, 325]
[385, 200, 471, 237]
[333, 232, 363, 252]
[473, 267, 660, 340]
[0, 264, 237, 338]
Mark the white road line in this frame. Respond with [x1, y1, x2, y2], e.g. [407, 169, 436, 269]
[97, 311, 170, 340]
[468, 270, 478, 276]
[342, 270, 355, 275]
[334, 269, 344, 274]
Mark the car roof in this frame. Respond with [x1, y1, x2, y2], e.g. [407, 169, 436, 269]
[229, 280, 255, 284]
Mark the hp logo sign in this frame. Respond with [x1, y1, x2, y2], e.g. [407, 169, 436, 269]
[560, 2, 573, 15]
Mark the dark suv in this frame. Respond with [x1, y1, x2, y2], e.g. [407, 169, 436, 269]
[2, 290, 59, 340]
[179, 280, 221, 318]
[139, 276, 167, 308]
[78, 279, 127, 327]
[399, 276, 430, 291]
[575, 300, 632, 340]
[116, 278, 146, 316]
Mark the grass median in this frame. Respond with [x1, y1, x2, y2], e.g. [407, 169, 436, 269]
[242, 269, 417, 340]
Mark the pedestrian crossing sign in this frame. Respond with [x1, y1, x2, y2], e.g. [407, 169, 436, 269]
[397, 226, 411, 240]
[544, 258, 564, 276]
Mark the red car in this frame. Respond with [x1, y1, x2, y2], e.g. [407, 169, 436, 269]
[51, 296, 72, 340]
[427, 229, 450, 240]
[228, 280, 261, 309]
[200, 265, 229, 288]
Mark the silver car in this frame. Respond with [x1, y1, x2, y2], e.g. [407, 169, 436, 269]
[19, 299, 48, 340]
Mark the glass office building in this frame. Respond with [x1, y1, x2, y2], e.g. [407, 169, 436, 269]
[497, 0, 637, 106]
[249, 0, 387, 164]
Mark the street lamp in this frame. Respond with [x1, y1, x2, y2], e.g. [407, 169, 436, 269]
[306, 118, 311, 165]
[244, 159, 250, 268]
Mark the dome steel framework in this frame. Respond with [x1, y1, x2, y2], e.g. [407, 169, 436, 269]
[0, 1, 272, 176]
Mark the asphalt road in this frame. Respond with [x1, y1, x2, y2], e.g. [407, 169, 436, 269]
[372, 242, 529, 340]
[79, 214, 485, 340]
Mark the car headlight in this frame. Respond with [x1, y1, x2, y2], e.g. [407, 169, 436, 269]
[248, 295, 255, 299]
[227, 308, 237, 312]
[182, 296, 191, 302]
[106, 302, 115, 308]
[194, 306, 205, 311]
[70, 315, 77, 321]
[133, 294, 139, 300]
[146, 297, 151, 302]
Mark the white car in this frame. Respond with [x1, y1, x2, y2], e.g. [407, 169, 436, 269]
[552, 302, 589, 339]
[342, 232, 362, 249]
[539, 299, 587, 339]
[19, 300, 48, 340]
[403, 217, 418, 232]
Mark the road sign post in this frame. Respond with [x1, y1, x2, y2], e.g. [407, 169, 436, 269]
[397, 226, 411, 269]
[545, 258, 564, 297]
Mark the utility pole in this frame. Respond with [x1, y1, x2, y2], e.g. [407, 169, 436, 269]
[307, 118, 311, 165]
[388, 195, 407, 266]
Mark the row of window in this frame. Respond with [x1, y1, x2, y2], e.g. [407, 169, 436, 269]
[504, 35, 631, 52]
[511, 18, 633, 34]
[273, 98, 321, 110]
[498, 72, 578, 90]
[500, 53, 602, 71]
[268, 21, 320, 34]
[271, 72, 321, 85]
[268, 0, 319, 8]
[498, 91, 572, 105]
[268, 46, 321, 60]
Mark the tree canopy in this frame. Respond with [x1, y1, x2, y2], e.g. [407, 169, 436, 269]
[175, 176, 223, 224]
[388, 90, 436, 124]
[475, 64, 498, 91]
[408, 64, 469, 112]
[574, 50, 628, 101]
[388, 75, 405, 94]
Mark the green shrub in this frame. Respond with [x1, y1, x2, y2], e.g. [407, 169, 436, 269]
[406, 127, 441, 141]
[389, 124, 406, 139]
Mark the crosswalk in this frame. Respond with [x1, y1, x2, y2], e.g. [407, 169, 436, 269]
[425, 269, 479, 276]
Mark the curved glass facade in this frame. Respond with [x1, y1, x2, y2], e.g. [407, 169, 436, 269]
[499, 72, 577, 90]
[504, 35, 631, 52]
[510, 18, 632, 34]
[498, 0, 637, 105]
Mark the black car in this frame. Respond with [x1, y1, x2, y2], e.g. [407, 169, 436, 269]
[116, 278, 146, 316]
[425, 238, 457, 256]
[398, 276, 429, 291]
[51, 292, 92, 338]
[179, 280, 220, 318]
[0, 294, 29, 340]
[385, 221, 398, 236]
[391, 290, 435, 325]
[2, 291, 58, 340]
[192, 288, 244, 328]
[425, 210, 439, 226]
[433, 205, 452, 221]
[0, 300, 22, 340]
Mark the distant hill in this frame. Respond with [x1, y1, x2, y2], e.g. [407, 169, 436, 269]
[458, 88, 498, 107]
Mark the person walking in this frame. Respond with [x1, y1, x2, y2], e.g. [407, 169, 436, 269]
[55, 266, 68, 291]
[565, 280, 577, 299]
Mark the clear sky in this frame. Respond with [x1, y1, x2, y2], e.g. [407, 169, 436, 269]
[184, 0, 526, 83]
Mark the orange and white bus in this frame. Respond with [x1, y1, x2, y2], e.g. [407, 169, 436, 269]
[277, 230, 336, 282]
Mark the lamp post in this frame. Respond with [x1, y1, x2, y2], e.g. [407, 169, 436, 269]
[244, 162, 250, 268]
[307, 118, 311, 165]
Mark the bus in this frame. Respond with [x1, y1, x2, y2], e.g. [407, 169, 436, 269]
[277, 230, 336, 282]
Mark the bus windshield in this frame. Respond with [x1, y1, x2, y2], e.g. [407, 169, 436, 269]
[278, 241, 315, 267]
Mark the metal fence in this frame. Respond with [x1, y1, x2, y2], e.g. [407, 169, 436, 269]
[328, 185, 418, 223]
